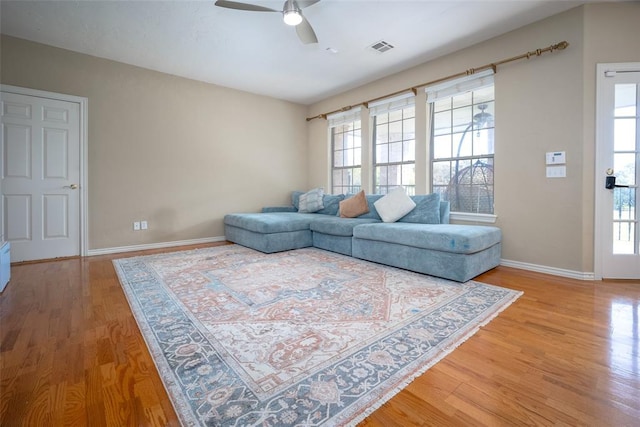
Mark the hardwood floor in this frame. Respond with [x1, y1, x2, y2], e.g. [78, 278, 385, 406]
[1, 243, 639, 426]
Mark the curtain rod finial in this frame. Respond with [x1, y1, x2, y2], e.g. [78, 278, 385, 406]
[552, 41, 569, 51]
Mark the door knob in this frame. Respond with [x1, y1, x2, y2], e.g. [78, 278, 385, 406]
[65, 184, 79, 190]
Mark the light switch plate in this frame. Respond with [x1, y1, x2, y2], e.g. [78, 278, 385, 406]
[546, 165, 566, 178]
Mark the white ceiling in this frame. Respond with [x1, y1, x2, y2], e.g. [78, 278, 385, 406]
[1, 0, 591, 105]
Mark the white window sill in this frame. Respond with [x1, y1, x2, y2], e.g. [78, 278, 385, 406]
[450, 212, 497, 224]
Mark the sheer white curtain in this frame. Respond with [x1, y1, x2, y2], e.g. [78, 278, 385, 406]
[327, 107, 362, 127]
[368, 92, 415, 117]
[425, 69, 494, 102]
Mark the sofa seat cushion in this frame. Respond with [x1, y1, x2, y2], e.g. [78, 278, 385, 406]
[310, 216, 380, 237]
[224, 213, 316, 234]
[353, 223, 501, 254]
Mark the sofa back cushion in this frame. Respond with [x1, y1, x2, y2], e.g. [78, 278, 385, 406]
[399, 193, 441, 224]
[439, 201, 450, 224]
[316, 194, 345, 216]
[356, 195, 384, 220]
[291, 191, 304, 210]
[293, 190, 447, 222]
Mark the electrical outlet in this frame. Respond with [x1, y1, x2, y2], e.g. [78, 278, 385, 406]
[141, 220, 148, 230]
[133, 221, 141, 231]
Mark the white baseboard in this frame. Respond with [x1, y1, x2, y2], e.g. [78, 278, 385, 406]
[87, 236, 227, 257]
[88, 240, 595, 281]
[500, 259, 595, 281]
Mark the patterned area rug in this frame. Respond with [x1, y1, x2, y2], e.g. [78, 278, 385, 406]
[114, 245, 521, 426]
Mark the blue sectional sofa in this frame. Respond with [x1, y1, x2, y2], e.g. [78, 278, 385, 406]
[224, 192, 501, 282]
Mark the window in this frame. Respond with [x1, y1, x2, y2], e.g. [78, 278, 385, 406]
[331, 118, 362, 194]
[430, 85, 495, 214]
[372, 98, 415, 195]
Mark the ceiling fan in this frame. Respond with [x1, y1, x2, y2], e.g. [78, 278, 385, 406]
[214, 0, 321, 44]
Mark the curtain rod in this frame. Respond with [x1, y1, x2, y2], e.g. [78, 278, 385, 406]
[306, 40, 569, 122]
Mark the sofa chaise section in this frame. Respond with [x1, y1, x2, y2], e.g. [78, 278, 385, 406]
[224, 212, 316, 253]
[352, 223, 501, 282]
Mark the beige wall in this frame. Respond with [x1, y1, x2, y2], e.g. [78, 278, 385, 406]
[1, 35, 308, 250]
[581, 3, 640, 272]
[306, 3, 640, 275]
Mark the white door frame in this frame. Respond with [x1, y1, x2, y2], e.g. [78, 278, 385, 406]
[1, 84, 89, 257]
[594, 62, 640, 280]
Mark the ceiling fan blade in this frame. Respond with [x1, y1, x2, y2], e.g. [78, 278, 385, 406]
[296, 16, 318, 44]
[297, 0, 321, 9]
[214, 0, 278, 12]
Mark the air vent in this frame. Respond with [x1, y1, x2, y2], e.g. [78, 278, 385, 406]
[369, 40, 395, 54]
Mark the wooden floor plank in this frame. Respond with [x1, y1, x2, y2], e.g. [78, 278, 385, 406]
[1, 242, 638, 426]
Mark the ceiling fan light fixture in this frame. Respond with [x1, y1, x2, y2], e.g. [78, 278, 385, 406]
[283, 10, 302, 25]
[283, 0, 302, 26]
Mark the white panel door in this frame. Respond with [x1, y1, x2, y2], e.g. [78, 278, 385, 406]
[1, 92, 81, 261]
[595, 64, 640, 279]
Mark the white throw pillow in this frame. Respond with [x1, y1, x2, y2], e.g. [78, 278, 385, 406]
[374, 187, 416, 223]
[298, 188, 325, 213]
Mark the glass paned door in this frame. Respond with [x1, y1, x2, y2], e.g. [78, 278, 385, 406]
[596, 64, 640, 279]
[613, 83, 637, 255]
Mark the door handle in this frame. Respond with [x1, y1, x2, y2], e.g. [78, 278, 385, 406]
[605, 176, 631, 189]
[64, 184, 79, 190]
[605, 176, 616, 189]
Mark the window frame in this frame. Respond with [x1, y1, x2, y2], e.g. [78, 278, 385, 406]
[330, 117, 362, 195]
[428, 80, 497, 222]
[370, 97, 416, 195]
